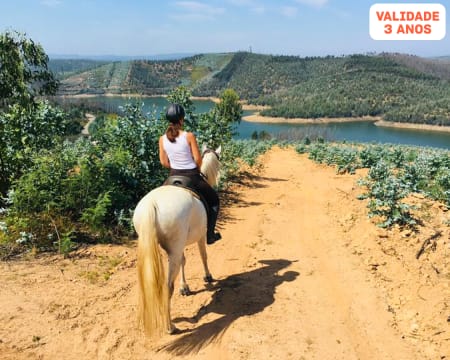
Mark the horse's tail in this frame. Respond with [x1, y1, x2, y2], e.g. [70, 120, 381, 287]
[135, 198, 170, 336]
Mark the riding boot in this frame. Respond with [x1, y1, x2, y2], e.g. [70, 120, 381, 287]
[206, 205, 221, 245]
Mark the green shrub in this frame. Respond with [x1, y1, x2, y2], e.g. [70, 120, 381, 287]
[0, 87, 263, 256]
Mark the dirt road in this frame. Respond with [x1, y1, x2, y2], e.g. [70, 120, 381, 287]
[1, 147, 448, 359]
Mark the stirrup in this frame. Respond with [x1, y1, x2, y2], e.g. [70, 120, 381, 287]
[207, 232, 222, 245]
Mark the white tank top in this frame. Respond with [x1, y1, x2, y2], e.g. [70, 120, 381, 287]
[162, 132, 197, 170]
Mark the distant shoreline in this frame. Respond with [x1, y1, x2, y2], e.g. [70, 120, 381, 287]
[243, 113, 450, 133]
[58, 93, 268, 111]
[62, 93, 164, 99]
[242, 113, 382, 124]
[375, 120, 450, 133]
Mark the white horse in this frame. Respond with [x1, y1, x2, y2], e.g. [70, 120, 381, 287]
[133, 147, 221, 336]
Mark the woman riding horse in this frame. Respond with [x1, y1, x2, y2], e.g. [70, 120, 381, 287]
[159, 103, 221, 244]
[133, 109, 222, 334]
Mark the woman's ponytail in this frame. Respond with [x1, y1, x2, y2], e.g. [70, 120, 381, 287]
[165, 103, 185, 143]
[166, 123, 181, 143]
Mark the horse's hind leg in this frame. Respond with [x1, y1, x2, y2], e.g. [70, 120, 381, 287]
[167, 255, 183, 334]
[197, 238, 213, 283]
[179, 253, 191, 296]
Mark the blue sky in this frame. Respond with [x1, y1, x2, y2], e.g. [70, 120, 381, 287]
[1, 0, 448, 58]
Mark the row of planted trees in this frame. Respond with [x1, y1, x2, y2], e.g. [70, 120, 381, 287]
[298, 141, 450, 228]
[0, 30, 244, 258]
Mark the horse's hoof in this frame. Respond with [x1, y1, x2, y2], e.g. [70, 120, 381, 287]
[168, 325, 181, 335]
[180, 286, 191, 296]
[203, 274, 214, 283]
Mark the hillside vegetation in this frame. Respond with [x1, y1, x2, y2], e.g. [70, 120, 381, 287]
[48, 59, 109, 79]
[55, 53, 233, 95]
[54, 52, 450, 126]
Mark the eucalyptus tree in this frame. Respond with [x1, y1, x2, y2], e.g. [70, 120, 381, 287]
[0, 30, 58, 109]
[0, 30, 61, 196]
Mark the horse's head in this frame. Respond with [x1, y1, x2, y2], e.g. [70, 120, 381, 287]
[201, 145, 221, 188]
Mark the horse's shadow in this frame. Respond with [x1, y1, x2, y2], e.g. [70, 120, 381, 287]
[157, 259, 299, 356]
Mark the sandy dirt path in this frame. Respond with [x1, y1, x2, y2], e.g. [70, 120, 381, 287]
[81, 113, 96, 136]
[0, 147, 448, 359]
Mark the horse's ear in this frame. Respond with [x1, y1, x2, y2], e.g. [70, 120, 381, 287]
[215, 145, 222, 156]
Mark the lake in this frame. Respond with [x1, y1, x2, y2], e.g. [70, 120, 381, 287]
[63, 96, 450, 150]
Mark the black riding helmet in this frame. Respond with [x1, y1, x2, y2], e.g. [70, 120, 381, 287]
[165, 103, 185, 124]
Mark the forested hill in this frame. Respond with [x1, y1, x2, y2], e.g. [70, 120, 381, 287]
[52, 52, 450, 125]
[52, 53, 234, 96]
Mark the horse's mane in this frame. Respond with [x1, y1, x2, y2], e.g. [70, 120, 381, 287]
[201, 152, 220, 187]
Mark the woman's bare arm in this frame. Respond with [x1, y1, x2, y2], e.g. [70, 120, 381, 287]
[186, 132, 202, 169]
[159, 136, 171, 168]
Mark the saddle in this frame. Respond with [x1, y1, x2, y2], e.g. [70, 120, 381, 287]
[164, 175, 210, 213]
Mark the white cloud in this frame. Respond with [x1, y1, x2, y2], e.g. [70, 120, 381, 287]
[280, 6, 298, 18]
[227, 0, 259, 6]
[251, 6, 265, 15]
[226, 0, 266, 15]
[40, 0, 62, 6]
[173, 1, 225, 20]
[294, 0, 328, 8]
